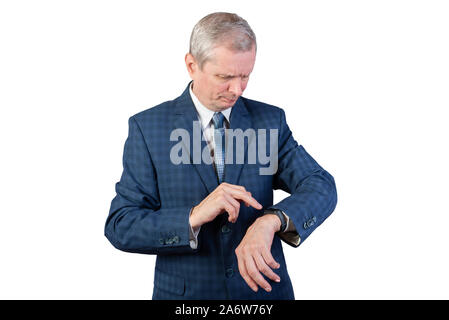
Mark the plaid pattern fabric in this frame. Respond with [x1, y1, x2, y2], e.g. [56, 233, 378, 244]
[212, 112, 226, 183]
[104, 81, 337, 300]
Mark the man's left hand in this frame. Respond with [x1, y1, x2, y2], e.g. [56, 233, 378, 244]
[235, 214, 282, 292]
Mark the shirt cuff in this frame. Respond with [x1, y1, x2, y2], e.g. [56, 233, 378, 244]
[188, 208, 201, 249]
[279, 211, 301, 247]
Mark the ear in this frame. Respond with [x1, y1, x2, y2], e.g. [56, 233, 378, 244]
[185, 53, 197, 76]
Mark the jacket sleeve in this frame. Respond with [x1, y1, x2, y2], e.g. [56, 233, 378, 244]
[104, 116, 198, 255]
[271, 108, 337, 246]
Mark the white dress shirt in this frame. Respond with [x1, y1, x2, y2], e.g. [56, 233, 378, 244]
[189, 82, 232, 161]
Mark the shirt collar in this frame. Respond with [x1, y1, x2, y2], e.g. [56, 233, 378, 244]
[189, 81, 232, 129]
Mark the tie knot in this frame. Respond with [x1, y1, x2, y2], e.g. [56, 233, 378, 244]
[212, 112, 225, 129]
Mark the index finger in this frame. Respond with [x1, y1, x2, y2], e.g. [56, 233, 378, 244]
[225, 188, 262, 210]
[226, 185, 252, 207]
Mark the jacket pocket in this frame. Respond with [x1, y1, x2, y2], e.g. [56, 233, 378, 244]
[154, 268, 185, 296]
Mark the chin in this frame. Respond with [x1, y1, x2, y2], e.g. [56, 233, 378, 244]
[211, 103, 229, 111]
[222, 100, 236, 108]
[218, 104, 232, 111]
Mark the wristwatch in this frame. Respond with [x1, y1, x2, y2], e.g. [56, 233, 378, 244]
[263, 208, 287, 233]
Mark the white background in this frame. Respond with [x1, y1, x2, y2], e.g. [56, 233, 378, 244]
[1, 0, 448, 299]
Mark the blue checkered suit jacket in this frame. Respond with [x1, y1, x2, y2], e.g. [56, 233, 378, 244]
[105, 81, 337, 300]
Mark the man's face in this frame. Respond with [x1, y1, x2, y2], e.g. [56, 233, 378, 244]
[186, 44, 256, 112]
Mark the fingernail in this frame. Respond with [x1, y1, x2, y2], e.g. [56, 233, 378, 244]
[265, 287, 271, 292]
[275, 278, 281, 282]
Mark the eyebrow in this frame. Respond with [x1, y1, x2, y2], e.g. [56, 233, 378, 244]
[217, 73, 249, 78]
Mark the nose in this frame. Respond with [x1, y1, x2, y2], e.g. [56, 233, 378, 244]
[228, 78, 243, 98]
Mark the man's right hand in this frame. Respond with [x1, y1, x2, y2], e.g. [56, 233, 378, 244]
[189, 182, 263, 229]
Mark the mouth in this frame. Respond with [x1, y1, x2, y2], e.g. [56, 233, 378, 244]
[221, 97, 236, 103]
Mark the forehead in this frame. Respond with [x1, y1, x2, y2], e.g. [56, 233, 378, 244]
[205, 45, 256, 75]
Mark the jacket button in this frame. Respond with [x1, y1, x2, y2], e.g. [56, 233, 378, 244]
[221, 225, 231, 233]
[225, 268, 234, 278]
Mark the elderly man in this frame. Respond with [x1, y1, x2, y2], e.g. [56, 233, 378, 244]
[105, 12, 337, 300]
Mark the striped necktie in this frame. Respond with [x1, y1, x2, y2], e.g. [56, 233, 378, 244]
[212, 112, 226, 183]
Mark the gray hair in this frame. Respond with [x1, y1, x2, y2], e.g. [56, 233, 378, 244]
[189, 12, 257, 70]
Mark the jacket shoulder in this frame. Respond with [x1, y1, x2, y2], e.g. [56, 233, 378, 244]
[240, 96, 284, 119]
[129, 99, 175, 125]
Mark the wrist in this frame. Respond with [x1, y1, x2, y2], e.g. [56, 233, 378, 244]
[263, 209, 287, 233]
[258, 214, 282, 233]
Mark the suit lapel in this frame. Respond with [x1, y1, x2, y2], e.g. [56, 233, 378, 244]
[173, 82, 219, 194]
[172, 82, 253, 194]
